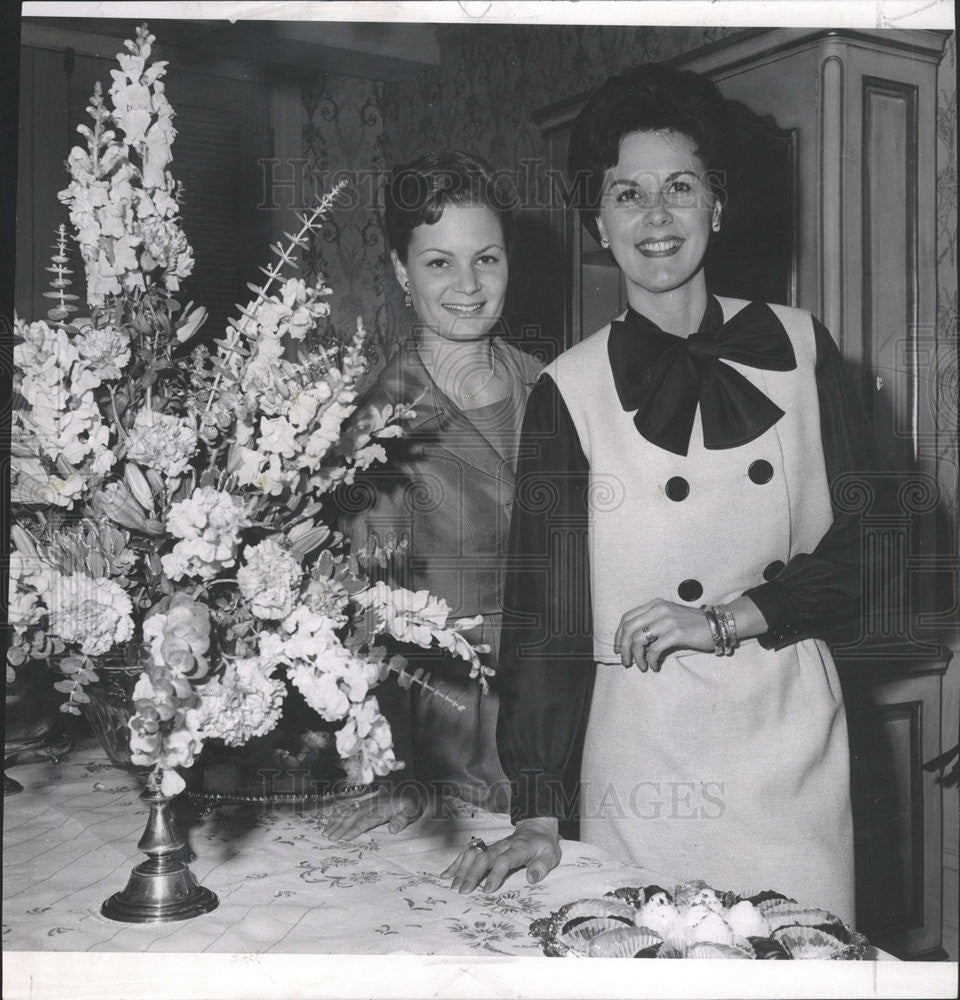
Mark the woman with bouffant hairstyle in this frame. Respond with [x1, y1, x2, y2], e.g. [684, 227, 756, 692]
[446, 65, 885, 926]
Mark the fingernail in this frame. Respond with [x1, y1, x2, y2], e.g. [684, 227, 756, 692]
[530, 870, 541, 883]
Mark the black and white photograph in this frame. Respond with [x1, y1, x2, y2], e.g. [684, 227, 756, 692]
[2, 2, 957, 998]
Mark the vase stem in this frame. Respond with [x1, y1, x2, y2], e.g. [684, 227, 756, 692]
[101, 787, 218, 923]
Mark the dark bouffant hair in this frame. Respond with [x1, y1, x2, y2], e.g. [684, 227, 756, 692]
[566, 64, 731, 242]
[384, 149, 514, 261]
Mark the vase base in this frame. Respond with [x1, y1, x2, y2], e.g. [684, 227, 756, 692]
[101, 860, 219, 923]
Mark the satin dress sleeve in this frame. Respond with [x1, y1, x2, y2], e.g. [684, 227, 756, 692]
[496, 375, 595, 835]
[743, 318, 897, 648]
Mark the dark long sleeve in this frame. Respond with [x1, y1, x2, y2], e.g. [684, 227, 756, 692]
[497, 375, 595, 832]
[744, 318, 897, 648]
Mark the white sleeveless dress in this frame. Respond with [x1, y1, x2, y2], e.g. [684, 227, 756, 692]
[547, 297, 855, 924]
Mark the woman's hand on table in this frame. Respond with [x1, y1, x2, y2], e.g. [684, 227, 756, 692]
[614, 596, 767, 671]
[322, 783, 423, 841]
[442, 816, 561, 893]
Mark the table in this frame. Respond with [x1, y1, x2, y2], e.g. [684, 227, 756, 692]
[3, 738, 660, 955]
[6, 740, 950, 1000]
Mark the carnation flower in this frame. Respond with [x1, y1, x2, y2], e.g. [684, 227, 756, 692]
[126, 408, 198, 479]
[196, 658, 285, 746]
[75, 323, 131, 381]
[162, 487, 250, 580]
[237, 538, 302, 620]
[46, 570, 134, 656]
[140, 217, 194, 282]
[302, 573, 349, 621]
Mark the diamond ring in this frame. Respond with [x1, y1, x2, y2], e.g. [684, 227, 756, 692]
[467, 836, 487, 852]
[641, 624, 658, 645]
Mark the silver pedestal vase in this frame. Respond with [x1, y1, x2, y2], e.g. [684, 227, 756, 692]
[101, 776, 219, 923]
[80, 651, 219, 922]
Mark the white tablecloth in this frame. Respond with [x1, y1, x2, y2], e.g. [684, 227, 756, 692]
[2, 738, 669, 955]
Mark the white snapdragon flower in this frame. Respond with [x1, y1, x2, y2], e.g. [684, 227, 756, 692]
[300, 396, 358, 469]
[258, 415, 298, 458]
[11, 458, 88, 508]
[234, 446, 288, 496]
[335, 697, 402, 784]
[355, 582, 488, 685]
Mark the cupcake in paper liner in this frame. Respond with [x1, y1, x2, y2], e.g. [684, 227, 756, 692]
[606, 884, 670, 909]
[634, 893, 681, 939]
[726, 900, 771, 939]
[762, 904, 838, 932]
[561, 915, 640, 954]
[772, 924, 847, 959]
[587, 926, 664, 958]
[685, 940, 757, 960]
[678, 904, 738, 945]
[754, 893, 800, 914]
[672, 880, 733, 911]
[560, 898, 638, 928]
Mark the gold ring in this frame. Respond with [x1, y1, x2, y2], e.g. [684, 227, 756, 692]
[467, 836, 487, 852]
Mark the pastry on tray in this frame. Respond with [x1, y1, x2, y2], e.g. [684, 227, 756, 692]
[529, 881, 870, 959]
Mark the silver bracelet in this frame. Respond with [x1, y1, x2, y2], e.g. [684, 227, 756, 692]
[703, 607, 725, 657]
[713, 606, 738, 655]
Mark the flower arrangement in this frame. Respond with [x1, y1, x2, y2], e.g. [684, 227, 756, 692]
[7, 24, 489, 797]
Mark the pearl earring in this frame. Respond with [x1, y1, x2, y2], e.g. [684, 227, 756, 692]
[404, 282, 412, 308]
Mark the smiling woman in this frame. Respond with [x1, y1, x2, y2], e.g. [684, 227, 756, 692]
[595, 129, 721, 330]
[440, 63, 902, 922]
[329, 150, 542, 840]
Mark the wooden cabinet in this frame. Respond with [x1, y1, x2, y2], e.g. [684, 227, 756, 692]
[533, 27, 953, 959]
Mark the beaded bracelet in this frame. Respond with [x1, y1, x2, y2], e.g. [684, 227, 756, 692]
[703, 607, 725, 657]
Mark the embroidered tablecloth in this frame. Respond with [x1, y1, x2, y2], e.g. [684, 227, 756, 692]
[3, 738, 668, 955]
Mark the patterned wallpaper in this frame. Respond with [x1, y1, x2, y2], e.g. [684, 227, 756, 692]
[300, 25, 742, 370]
[379, 24, 742, 354]
[301, 72, 391, 366]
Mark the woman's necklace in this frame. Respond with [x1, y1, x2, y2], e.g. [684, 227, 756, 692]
[460, 348, 496, 399]
[418, 341, 496, 401]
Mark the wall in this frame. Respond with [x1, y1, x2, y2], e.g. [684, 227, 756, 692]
[299, 25, 744, 370]
[934, 30, 959, 965]
[299, 71, 391, 366]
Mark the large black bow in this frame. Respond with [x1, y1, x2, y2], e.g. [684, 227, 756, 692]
[607, 298, 797, 456]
